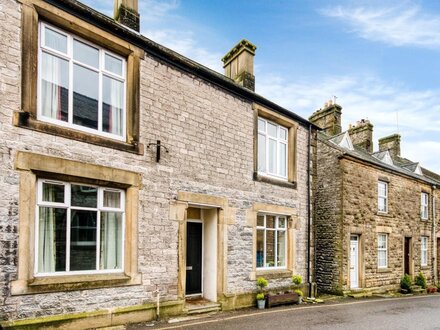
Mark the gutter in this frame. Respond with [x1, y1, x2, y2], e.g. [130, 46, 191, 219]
[433, 185, 437, 284]
[307, 124, 313, 297]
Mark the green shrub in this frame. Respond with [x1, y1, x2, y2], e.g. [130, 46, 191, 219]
[294, 289, 303, 297]
[256, 277, 268, 290]
[292, 275, 303, 285]
[415, 272, 427, 289]
[256, 293, 265, 300]
[400, 274, 412, 291]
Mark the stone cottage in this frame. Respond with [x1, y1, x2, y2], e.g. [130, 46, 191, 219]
[0, 0, 317, 327]
[310, 102, 440, 294]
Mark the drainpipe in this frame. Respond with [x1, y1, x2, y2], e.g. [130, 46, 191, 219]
[432, 185, 437, 284]
[307, 124, 313, 298]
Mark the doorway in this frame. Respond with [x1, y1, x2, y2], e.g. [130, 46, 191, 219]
[186, 221, 203, 295]
[404, 237, 411, 276]
[350, 235, 359, 289]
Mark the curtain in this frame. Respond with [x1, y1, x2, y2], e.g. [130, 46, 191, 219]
[38, 186, 57, 273]
[41, 53, 63, 120]
[100, 192, 122, 269]
[108, 78, 123, 136]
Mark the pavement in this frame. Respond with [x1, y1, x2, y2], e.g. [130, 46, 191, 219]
[127, 293, 440, 330]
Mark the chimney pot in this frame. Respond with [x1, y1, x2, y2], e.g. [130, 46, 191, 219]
[114, 0, 140, 32]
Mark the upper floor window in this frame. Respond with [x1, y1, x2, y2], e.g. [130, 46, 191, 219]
[377, 233, 388, 268]
[36, 179, 125, 275]
[421, 192, 429, 220]
[38, 23, 126, 140]
[378, 181, 388, 213]
[257, 117, 288, 180]
[421, 236, 428, 266]
[256, 214, 287, 269]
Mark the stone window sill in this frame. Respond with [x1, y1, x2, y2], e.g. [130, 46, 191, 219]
[13, 112, 144, 155]
[253, 172, 297, 189]
[11, 272, 142, 295]
[256, 269, 292, 279]
[421, 266, 430, 270]
[377, 268, 391, 273]
[376, 212, 392, 218]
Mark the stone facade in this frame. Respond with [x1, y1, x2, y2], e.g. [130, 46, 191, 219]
[0, 0, 315, 326]
[311, 105, 440, 294]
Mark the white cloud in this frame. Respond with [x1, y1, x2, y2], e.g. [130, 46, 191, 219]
[256, 73, 440, 172]
[321, 4, 440, 49]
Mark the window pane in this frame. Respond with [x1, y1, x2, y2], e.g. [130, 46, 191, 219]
[102, 76, 124, 136]
[267, 122, 277, 137]
[266, 230, 275, 267]
[42, 182, 65, 203]
[44, 27, 67, 53]
[105, 53, 123, 76]
[41, 52, 69, 122]
[277, 230, 286, 267]
[256, 229, 264, 268]
[258, 133, 266, 172]
[266, 215, 275, 228]
[38, 207, 67, 272]
[268, 139, 277, 173]
[71, 185, 97, 208]
[279, 127, 287, 140]
[70, 210, 97, 271]
[278, 217, 286, 229]
[103, 190, 121, 208]
[258, 118, 265, 132]
[257, 215, 264, 227]
[73, 64, 99, 129]
[279, 142, 287, 177]
[378, 235, 386, 249]
[378, 197, 386, 212]
[73, 39, 99, 68]
[100, 212, 123, 270]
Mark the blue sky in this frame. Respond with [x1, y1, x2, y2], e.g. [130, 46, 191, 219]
[83, 0, 440, 173]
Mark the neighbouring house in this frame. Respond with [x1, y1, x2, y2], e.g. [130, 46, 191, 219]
[0, 0, 318, 327]
[310, 101, 440, 294]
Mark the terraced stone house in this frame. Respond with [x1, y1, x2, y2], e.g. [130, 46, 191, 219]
[0, 0, 317, 327]
[310, 102, 440, 294]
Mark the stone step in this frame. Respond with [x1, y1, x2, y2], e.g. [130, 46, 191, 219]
[186, 304, 221, 315]
[346, 291, 373, 298]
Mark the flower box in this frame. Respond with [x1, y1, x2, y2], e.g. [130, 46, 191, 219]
[266, 291, 299, 308]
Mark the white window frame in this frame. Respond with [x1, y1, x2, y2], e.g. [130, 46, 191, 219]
[421, 192, 429, 220]
[35, 179, 125, 277]
[378, 181, 388, 213]
[37, 22, 127, 141]
[377, 233, 388, 269]
[257, 117, 288, 180]
[256, 214, 287, 270]
[421, 236, 428, 267]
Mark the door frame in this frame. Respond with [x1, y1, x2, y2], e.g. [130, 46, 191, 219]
[186, 219, 204, 297]
[349, 234, 360, 289]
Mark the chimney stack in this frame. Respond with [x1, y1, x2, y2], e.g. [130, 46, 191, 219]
[379, 134, 401, 159]
[348, 119, 373, 153]
[309, 100, 342, 136]
[114, 0, 140, 32]
[222, 39, 257, 91]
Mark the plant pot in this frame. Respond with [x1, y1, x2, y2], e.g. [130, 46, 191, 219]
[297, 296, 302, 304]
[257, 299, 265, 309]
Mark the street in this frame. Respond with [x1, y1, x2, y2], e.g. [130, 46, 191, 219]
[136, 295, 440, 330]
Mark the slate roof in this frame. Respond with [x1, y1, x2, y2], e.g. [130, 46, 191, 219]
[319, 131, 440, 186]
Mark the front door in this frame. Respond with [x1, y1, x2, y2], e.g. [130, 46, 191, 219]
[350, 235, 359, 289]
[404, 237, 411, 275]
[186, 222, 203, 295]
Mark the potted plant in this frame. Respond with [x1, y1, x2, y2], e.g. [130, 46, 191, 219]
[294, 289, 303, 304]
[400, 274, 412, 294]
[256, 277, 268, 309]
[415, 272, 427, 289]
[292, 275, 303, 286]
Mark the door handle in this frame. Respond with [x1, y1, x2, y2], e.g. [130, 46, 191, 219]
[186, 266, 193, 270]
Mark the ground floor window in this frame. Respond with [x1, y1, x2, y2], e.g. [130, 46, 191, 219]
[37, 179, 125, 275]
[421, 236, 428, 266]
[256, 214, 287, 269]
[377, 233, 388, 268]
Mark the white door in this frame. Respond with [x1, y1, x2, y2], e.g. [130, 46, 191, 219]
[350, 235, 359, 289]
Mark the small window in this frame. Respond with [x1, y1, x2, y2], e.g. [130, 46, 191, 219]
[256, 214, 287, 269]
[38, 22, 126, 140]
[421, 236, 428, 266]
[257, 117, 288, 180]
[378, 181, 388, 213]
[377, 234, 388, 268]
[36, 180, 125, 275]
[421, 192, 429, 220]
